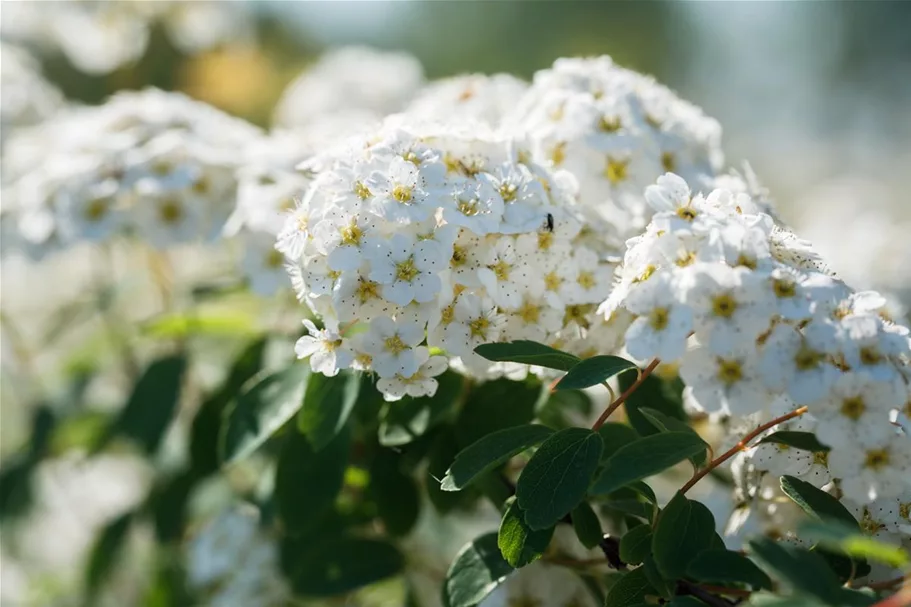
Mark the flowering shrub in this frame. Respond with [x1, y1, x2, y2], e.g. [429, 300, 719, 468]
[1, 44, 909, 607]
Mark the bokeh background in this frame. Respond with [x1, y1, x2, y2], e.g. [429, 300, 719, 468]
[1, 2, 911, 603]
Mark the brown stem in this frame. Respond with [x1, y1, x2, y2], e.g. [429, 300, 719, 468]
[680, 406, 809, 494]
[591, 358, 660, 431]
[697, 584, 753, 598]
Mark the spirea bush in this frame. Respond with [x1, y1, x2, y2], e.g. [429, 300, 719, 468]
[1, 51, 909, 607]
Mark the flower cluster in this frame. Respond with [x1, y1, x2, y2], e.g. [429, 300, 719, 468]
[606, 172, 911, 505]
[272, 46, 425, 130]
[0, 43, 62, 145]
[1, 1, 252, 74]
[279, 121, 625, 399]
[503, 56, 726, 247]
[404, 73, 529, 130]
[2, 88, 261, 258]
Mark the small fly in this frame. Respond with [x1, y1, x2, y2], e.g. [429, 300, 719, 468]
[541, 213, 555, 233]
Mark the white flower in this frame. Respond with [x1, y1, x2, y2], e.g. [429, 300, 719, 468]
[441, 180, 504, 234]
[241, 232, 290, 296]
[439, 294, 505, 356]
[368, 233, 445, 306]
[366, 156, 444, 224]
[623, 273, 692, 362]
[477, 237, 527, 309]
[828, 433, 911, 503]
[809, 371, 903, 447]
[359, 316, 425, 379]
[759, 324, 840, 404]
[680, 345, 771, 416]
[376, 347, 448, 401]
[682, 262, 773, 355]
[294, 320, 354, 377]
[311, 211, 381, 272]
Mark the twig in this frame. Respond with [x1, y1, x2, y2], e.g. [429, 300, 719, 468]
[853, 576, 907, 592]
[591, 358, 660, 431]
[680, 406, 809, 494]
[676, 580, 736, 607]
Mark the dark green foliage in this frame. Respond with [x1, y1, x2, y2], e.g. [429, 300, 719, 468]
[286, 536, 404, 597]
[687, 549, 773, 590]
[497, 497, 554, 567]
[618, 373, 687, 435]
[378, 370, 462, 446]
[274, 424, 350, 535]
[96, 355, 186, 455]
[591, 432, 706, 495]
[441, 424, 554, 491]
[190, 337, 267, 475]
[474, 340, 581, 371]
[454, 377, 542, 448]
[515, 428, 603, 530]
[220, 363, 309, 463]
[554, 355, 637, 391]
[297, 370, 360, 451]
[604, 567, 656, 607]
[758, 431, 830, 452]
[651, 492, 717, 579]
[571, 501, 603, 549]
[444, 533, 514, 607]
[619, 524, 652, 565]
[369, 449, 420, 537]
[780, 476, 859, 529]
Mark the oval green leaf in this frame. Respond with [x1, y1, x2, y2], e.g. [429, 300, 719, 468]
[780, 475, 859, 529]
[474, 340, 580, 371]
[297, 371, 360, 451]
[651, 492, 717, 579]
[445, 533, 515, 607]
[219, 364, 309, 464]
[619, 524, 652, 565]
[498, 497, 555, 568]
[571, 501, 604, 549]
[759, 431, 830, 452]
[687, 548, 773, 590]
[441, 424, 555, 492]
[516, 428, 603, 530]
[555, 355, 637, 391]
[288, 536, 403, 597]
[591, 432, 707, 496]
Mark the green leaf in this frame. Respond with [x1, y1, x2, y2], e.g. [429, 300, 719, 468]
[369, 450, 420, 537]
[669, 598, 710, 607]
[758, 431, 830, 452]
[555, 355, 637, 391]
[441, 424, 555, 492]
[190, 337, 267, 476]
[780, 475, 859, 529]
[498, 497, 555, 568]
[297, 371, 360, 451]
[571, 501, 603, 549]
[97, 355, 186, 455]
[515, 428, 603, 530]
[149, 470, 196, 543]
[748, 537, 843, 604]
[597, 422, 640, 461]
[591, 432, 707, 495]
[619, 524, 652, 565]
[687, 549, 773, 590]
[536, 390, 593, 429]
[651, 492, 717, 579]
[141, 309, 258, 338]
[454, 378, 542, 448]
[427, 427, 477, 514]
[619, 373, 686, 435]
[274, 424, 350, 535]
[642, 554, 673, 599]
[444, 533, 514, 607]
[85, 511, 133, 600]
[287, 536, 403, 596]
[800, 519, 909, 568]
[604, 567, 655, 607]
[378, 371, 462, 446]
[638, 407, 708, 467]
[474, 340, 580, 371]
[220, 364, 309, 464]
